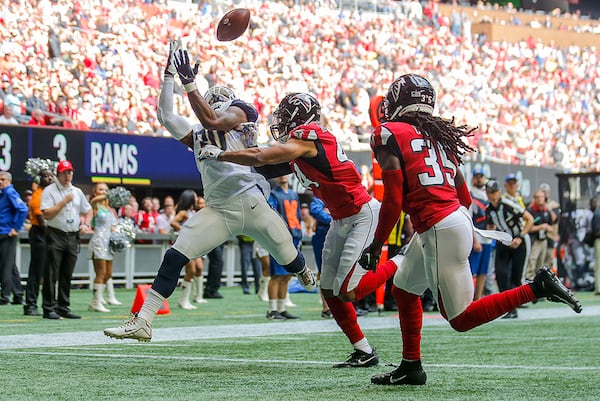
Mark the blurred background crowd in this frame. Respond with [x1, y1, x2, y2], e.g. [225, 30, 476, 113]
[0, 0, 598, 171]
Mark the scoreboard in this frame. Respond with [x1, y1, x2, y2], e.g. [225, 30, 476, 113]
[0, 125, 199, 188]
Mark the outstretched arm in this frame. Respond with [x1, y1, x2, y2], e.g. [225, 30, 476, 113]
[156, 41, 193, 144]
[204, 139, 317, 166]
[173, 49, 246, 131]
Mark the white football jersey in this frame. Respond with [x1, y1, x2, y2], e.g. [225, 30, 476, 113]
[191, 123, 270, 205]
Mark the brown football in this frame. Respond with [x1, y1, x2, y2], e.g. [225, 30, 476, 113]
[216, 8, 251, 42]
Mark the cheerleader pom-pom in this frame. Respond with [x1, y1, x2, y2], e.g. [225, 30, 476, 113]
[109, 232, 130, 253]
[24, 158, 56, 178]
[109, 218, 137, 253]
[106, 187, 131, 208]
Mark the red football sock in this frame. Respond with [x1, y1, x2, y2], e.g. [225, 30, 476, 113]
[449, 284, 536, 332]
[326, 296, 364, 344]
[354, 259, 397, 301]
[392, 286, 422, 361]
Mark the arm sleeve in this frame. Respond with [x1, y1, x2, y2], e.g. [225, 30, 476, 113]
[156, 77, 192, 140]
[309, 198, 332, 225]
[254, 162, 292, 179]
[374, 169, 404, 243]
[456, 181, 472, 208]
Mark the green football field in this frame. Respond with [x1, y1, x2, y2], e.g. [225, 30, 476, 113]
[1, 286, 599, 401]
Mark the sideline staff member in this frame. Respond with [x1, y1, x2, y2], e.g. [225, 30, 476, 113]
[0, 171, 28, 305]
[41, 160, 92, 319]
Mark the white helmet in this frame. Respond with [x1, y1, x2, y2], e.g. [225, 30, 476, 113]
[204, 86, 236, 110]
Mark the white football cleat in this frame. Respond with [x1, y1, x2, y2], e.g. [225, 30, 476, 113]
[104, 316, 152, 342]
[296, 267, 317, 292]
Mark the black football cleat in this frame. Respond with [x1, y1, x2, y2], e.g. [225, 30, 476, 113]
[371, 360, 427, 385]
[531, 266, 582, 313]
[333, 349, 378, 368]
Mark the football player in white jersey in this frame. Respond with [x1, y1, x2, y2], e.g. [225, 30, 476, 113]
[104, 41, 316, 342]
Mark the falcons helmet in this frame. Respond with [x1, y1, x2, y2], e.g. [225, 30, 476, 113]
[204, 86, 236, 110]
[384, 74, 436, 121]
[270, 92, 321, 143]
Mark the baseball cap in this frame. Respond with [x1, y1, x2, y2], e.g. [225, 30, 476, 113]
[24, 189, 32, 196]
[505, 173, 518, 182]
[472, 168, 485, 176]
[485, 179, 500, 193]
[300, 203, 309, 208]
[56, 160, 74, 173]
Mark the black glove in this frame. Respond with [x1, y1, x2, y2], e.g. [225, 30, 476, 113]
[359, 243, 380, 272]
[173, 48, 199, 87]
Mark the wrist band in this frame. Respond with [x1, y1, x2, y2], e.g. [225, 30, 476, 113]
[184, 82, 197, 93]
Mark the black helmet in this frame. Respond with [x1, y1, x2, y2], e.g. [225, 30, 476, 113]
[270, 93, 321, 143]
[384, 74, 436, 121]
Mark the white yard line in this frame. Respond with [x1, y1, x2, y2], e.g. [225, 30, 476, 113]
[0, 305, 597, 350]
[1, 350, 598, 372]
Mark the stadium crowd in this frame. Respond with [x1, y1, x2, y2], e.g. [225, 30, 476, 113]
[0, 0, 598, 171]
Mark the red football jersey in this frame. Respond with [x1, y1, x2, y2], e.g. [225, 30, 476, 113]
[371, 121, 461, 233]
[289, 123, 372, 220]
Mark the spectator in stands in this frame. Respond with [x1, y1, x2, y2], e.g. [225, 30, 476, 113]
[0, 0, 597, 169]
[4, 84, 25, 118]
[135, 196, 159, 234]
[0, 75, 11, 102]
[156, 195, 176, 235]
[0, 106, 19, 125]
[47, 95, 69, 127]
[28, 108, 47, 126]
[25, 85, 47, 115]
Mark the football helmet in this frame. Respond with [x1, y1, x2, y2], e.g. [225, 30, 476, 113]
[204, 86, 236, 110]
[384, 74, 436, 121]
[270, 93, 321, 143]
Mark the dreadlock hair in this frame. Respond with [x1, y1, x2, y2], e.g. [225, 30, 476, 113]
[397, 111, 476, 165]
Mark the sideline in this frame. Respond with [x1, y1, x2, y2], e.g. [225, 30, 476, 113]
[0, 305, 596, 350]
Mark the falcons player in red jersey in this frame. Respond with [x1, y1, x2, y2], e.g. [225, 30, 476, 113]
[360, 74, 582, 386]
[201, 93, 397, 368]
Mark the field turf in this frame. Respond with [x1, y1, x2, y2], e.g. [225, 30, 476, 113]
[1, 286, 599, 401]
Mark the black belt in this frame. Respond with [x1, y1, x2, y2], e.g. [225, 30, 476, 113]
[47, 226, 79, 236]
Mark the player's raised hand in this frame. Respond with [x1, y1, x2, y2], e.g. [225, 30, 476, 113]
[197, 145, 224, 161]
[164, 39, 182, 78]
[173, 49, 199, 86]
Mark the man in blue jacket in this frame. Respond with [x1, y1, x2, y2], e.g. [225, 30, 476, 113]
[0, 171, 28, 305]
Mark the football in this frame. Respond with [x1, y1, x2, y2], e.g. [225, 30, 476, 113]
[216, 8, 251, 42]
